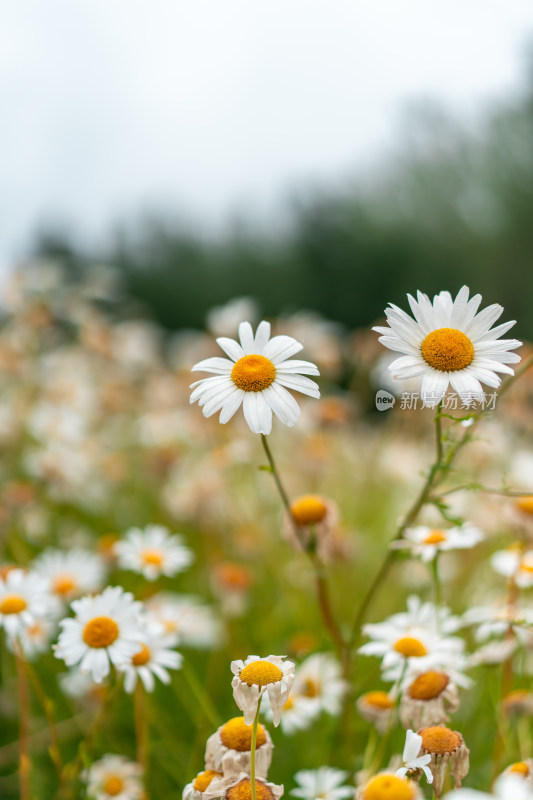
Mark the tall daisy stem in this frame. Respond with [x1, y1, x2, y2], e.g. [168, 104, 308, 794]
[431, 553, 443, 630]
[134, 682, 149, 794]
[260, 434, 345, 658]
[250, 702, 261, 800]
[14, 641, 31, 800]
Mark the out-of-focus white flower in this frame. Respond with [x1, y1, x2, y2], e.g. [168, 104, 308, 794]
[117, 624, 182, 693]
[491, 548, 533, 589]
[231, 655, 295, 726]
[0, 569, 52, 640]
[190, 320, 320, 435]
[113, 525, 194, 581]
[261, 690, 317, 735]
[54, 586, 143, 683]
[374, 286, 521, 407]
[289, 653, 346, 716]
[8, 616, 57, 660]
[392, 524, 484, 562]
[291, 768, 353, 800]
[356, 691, 395, 733]
[445, 773, 532, 799]
[396, 729, 433, 783]
[145, 593, 221, 649]
[206, 297, 259, 337]
[85, 753, 144, 800]
[33, 548, 107, 604]
[205, 716, 273, 779]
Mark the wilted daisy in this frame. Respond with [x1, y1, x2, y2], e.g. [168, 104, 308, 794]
[231, 655, 295, 726]
[203, 774, 284, 800]
[373, 286, 521, 406]
[117, 624, 182, 693]
[0, 568, 52, 640]
[190, 320, 320, 434]
[392, 524, 484, 562]
[113, 524, 194, 581]
[291, 768, 353, 800]
[400, 670, 461, 729]
[396, 729, 433, 784]
[205, 716, 273, 778]
[418, 726, 469, 798]
[356, 691, 395, 733]
[183, 770, 224, 800]
[33, 548, 107, 603]
[85, 754, 143, 800]
[54, 586, 143, 683]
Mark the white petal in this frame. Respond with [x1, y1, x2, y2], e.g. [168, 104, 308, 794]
[262, 384, 300, 426]
[421, 371, 449, 405]
[216, 337, 245, 361]
[254, 321, 271, 352]
[191, 357, 234, 374]
[275, 359, 320, 375]
[243, 392, 272, 434]
[238, 322, 256, 355]
[275, 374, 320, 398]
[449, 371, 484, 399]
[465, 304, 504, 340]
[219, 390, 245, 423]
[263, 335, 303, 362]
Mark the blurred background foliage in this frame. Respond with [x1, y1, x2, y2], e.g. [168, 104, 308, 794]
[31, 57, 533, 339]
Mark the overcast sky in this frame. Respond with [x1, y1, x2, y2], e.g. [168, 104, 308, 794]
[1, 1, 533, 268]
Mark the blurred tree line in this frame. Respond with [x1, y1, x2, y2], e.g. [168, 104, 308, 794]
[34, 60, 533, 339]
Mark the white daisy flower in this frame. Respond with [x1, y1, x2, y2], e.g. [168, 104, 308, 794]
[445, 774, 533, 800]
[145, 593, 221, 649]
[392, 524, 484, 562]
[113, 525, 194, 581]
[190, 320, 320, 435]
[491, 548, 533, 589]
[291, 768, 353, 800]
[117, 624, 182, 693]
[373, 286, 521, 406]
[231, 654, 295, 726]
[85, 753, 144, 800]
[290, 653, 346, 716]
[0, 568, 52, 640]
[33, 548, 107, 603]
[54, 586, 143, 683]
[7, 616, 57, 661]
[205, 716, 273, 779]
[396, 729, 433, 784]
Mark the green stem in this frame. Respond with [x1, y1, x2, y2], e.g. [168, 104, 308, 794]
[250, 702, 261, 800]
[134, 682, 149, 792]
[181, 660, 221, 729]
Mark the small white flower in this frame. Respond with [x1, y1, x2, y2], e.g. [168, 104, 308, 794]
[0, 569, 53, 640]
[445, 773, 532, 799]
[33, 548, 107, 602]
[491, 548, 533, 589]
[145, 593, 221, 649]
[190, 320, 320, 435]
[117, 624, 182, 693]
[113, 525, 194, 581]
[262, 690, 317, 735]
[396, 729, 433, 784]
[291, 768, 354, 800]
[290, 653, 346, 716]
[374, 286, 521, 407]
[392, 524, 484, 562]
[231, 654, 295, 726]
[85, 753, 144, 800]
[54, 586, 143, 683]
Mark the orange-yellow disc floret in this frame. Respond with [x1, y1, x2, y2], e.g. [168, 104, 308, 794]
[420, 726, 461, 754]
[240, 661, 283, 687]
[290, 495, 328, 526]
[219, 717, 267, 751]
[362, 774, 416, 800]
[226, 779, 274, 800]
[408, 672, 450, 701]
[231, 356, 276, 392]
[193, 771, 223, 792]
[421, 328, 474, 372]
[83, 616, 119, 648]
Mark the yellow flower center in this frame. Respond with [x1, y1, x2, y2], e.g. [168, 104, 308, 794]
[83, 616, 119, 648]
[231, 355, 276, 392]
[509, 762, 530, 776]
[283, 696, 294, 711]
[516, 497, 533, 516]
[423, 530, 447, 545]
[240, 660, 283, 687]
[520, 559, 533, 574]
[420, 725, 461, 754]
[226, 779, 274, 800]
[164, 619, 179, 633]
[52, 574, 77, 596]
[132, 643, 151, 666]
[302, 678, 320, 698]
[362, 774, 415, 800]
[421, 328, 474, 372]
[142, 549, 163, 566]
[290, 495, 328, 526]
[408, 671, 450, 700]
[361, 691, 394, 710]
[0, 594, 27, 615]
[393, 636, 428, 658]
[103, 775, 125, 796]
[219, 716, 267, 751]
[193, 770, 223, 792]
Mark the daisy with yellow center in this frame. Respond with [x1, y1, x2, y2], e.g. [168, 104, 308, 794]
[418, 725, 470, 798]
[392, 523, 484, 562]
[0, 568, 52, 641]
[183, 770, 224, 800]
[231, 655, 295, 726]
[285, 495, 340, 563]
[373, 286, 521, 407]
[491, 547, 533, 589]
[190, 320, 320, 434]
[113, 524, 194, 581]
[400, 670, 460, 729]
[205, 716, 273, 779]
[54, 586, 144, 683]
[85, 753, 144, 800]
[145, 593, 221, 649]
[202, 774, 284, 800]
[33, 548, 107, 604]
[356, 691, 395, 733]
[117, 623, 182, 693]
[291, 767, 354, 800]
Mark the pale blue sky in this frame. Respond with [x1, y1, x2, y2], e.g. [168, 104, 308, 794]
[1, 0, 533, 268]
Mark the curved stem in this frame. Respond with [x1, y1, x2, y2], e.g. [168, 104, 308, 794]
[250, 702, 261, 800]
